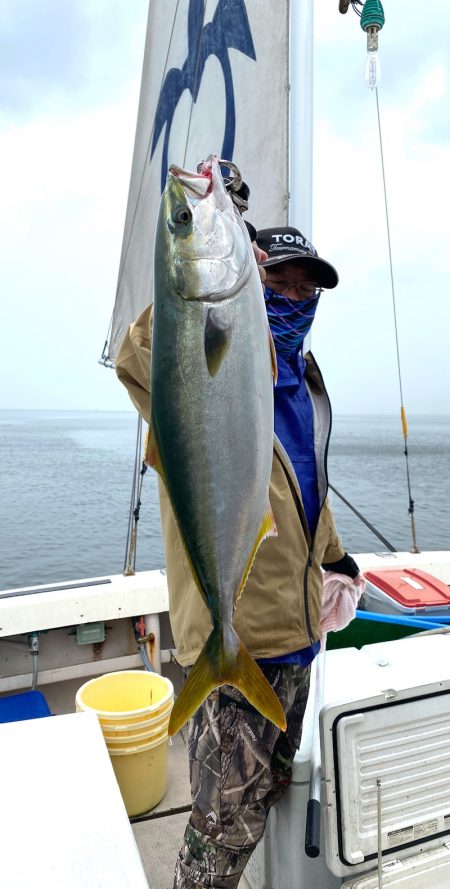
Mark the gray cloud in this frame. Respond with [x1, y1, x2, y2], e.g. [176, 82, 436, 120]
[1, 1, 87, 117]
[0, 0, 147, 120]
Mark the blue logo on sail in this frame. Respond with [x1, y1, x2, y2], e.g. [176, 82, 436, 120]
[150, 0, 256, 193]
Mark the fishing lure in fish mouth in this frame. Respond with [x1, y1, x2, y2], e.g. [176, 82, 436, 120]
[150, 155, 285, 736]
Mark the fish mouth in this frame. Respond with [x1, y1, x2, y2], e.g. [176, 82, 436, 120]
[169, 155, 229, 211]
[169, 164, 212, 201]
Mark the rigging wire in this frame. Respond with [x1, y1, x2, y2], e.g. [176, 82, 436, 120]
[182, 1, 207, 169]
[374, 86, 420, 553]
[123, 413, 148, 575]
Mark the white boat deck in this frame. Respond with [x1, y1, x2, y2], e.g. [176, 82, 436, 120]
[130, 729, 191, 889]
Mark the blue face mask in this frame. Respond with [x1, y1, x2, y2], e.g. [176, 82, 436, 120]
[264, 287, 320, 359]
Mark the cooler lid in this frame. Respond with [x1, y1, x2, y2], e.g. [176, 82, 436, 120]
[341, 842, 450, 888]
[321, 685, 450, 877]
[364, 568, 450, 608]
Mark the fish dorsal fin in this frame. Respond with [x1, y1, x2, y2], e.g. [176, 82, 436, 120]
[236, 500, 277, 604]
[268, 326, 278, 384]
[204, 307, 231, 376]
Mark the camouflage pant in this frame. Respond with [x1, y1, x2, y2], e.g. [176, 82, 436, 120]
[173, 663, 311, 888]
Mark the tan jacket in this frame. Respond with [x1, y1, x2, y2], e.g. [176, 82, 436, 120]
[116, 305, 345, 666]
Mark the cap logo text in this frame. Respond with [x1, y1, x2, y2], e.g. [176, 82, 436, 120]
[271, 232, 315, 253]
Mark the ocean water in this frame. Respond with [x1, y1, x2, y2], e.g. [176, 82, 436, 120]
[1, 410, 449, 591]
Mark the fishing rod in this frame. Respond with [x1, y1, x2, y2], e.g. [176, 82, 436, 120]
[329, 484, 397, 552]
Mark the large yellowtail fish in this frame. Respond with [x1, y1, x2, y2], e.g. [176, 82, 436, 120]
[149, 155, 286, 736]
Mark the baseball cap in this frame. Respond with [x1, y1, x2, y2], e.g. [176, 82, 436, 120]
[256, 226, 338, 289]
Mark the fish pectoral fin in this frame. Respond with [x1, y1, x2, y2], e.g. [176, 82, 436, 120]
[168, 630, 286, 736]
[236, 501, 278, 602]
[205, 307, 231, 376]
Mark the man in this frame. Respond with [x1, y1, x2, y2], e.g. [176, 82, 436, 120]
[116, 218, 361, 889]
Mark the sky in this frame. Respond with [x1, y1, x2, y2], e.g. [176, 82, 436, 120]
[1, 0, 449, 415]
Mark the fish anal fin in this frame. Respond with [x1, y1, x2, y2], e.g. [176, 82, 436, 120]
[177, 525, 209, 606]
[205, 307, 231, 376]
[168, 629, 286, 736]
[145, 426, 208, 608]
[236, 501, 277, 602]
[145, 424, 166, 483]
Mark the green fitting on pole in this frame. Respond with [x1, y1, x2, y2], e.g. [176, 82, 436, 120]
[360, 0, 385, 32]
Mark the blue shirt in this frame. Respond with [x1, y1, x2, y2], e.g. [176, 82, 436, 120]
[258, 348, 321, 668]
[273, 350, 321, 535]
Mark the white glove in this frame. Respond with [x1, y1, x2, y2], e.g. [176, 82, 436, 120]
[320, 571, 366, 637]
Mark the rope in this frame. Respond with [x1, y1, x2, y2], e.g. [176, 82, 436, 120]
[329, 484, 397, 552]
[124, 413, 148, 574]
[374, 88, 420, 553]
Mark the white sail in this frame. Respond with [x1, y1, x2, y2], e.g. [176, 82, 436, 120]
[106, 0, 313, 363]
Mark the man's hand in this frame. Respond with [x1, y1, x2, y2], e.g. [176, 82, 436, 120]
[252, 243, 268, 283]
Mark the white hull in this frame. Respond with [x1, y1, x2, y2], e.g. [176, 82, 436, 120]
[2, 547, 450, 702]
[2, 552, 450, 889]
[2, 550, 449, 699]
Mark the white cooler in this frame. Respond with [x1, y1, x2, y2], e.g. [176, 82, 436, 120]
[322, 637, 450, 887]
[247, 637, 450, 889]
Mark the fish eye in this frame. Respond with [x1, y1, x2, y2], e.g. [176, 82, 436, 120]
[173, 206, 192, 225]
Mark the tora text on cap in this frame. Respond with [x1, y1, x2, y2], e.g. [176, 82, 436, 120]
[270, 232, 315, 254]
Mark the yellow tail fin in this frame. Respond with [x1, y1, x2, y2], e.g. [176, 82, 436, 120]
[168, 630, 287, 736]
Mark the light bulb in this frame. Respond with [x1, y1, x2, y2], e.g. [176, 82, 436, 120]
[364, 50, 381, 90]
[363, 25, 381, 90]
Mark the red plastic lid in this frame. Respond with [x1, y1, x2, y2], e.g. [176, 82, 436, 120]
[364, 568, 450, 608]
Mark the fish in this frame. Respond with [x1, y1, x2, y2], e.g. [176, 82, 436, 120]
[148, 155, 286, 736]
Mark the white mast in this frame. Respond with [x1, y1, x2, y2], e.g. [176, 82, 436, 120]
[288, 0, 313, 239]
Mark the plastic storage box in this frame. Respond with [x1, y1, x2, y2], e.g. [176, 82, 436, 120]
[362, 567, 450, 616]
[0, 690, 52, 723]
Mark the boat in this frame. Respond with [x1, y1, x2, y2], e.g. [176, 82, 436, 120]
[1, 2, 450, 887]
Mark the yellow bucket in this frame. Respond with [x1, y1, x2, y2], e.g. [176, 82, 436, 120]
[102, 720, 169, 746]
[75, 670, 174, 816]
[96, 697, 174, 733]
[108, 734, 170, 818]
